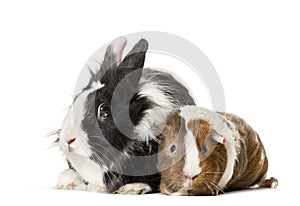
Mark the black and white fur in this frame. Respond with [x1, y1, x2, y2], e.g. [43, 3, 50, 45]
[55, 37, 195, 194]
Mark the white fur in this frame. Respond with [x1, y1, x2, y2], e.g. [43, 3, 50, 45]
[248, 184, 259, 189]
[66, 152, 106, 187]
[218, 138, 237, 188]
[60, 82, 104, 156]
[91, 81, 104, 90]
[183, 130, 201, 178]
[60, 89, 94, 157]
[56, 169, 86, 190]
[271, 181, 278, 188]
[179, 105, 205, 121]
[116, 183, 151, 194]
[134, 81, 174, 141]
[180, 106, 237, 140]
[56, 168, 106, 192]
[59, 108, 86, 155]
[59, 85, 107, 189]
[183, 178, 193, 190]
[212, 134, 226, 144]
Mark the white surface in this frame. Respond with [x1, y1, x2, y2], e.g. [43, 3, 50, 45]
[0, 0, 299, 205]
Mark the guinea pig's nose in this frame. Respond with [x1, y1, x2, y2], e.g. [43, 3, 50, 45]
[192, 174, 199, 180]
[185, 174, 199, 180]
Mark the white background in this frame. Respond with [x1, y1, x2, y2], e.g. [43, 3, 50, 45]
[0, 0, 299, 205]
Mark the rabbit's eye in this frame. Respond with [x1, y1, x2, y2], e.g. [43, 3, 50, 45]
[98, 103, 110, 120]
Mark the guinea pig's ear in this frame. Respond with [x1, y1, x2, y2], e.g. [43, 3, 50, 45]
[117, 39, 148, 85]
[100, 37, 127, 74]
[208, 129, 227, 144]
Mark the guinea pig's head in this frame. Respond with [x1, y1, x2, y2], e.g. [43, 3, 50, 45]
[57, 37, 148, 169]
[158, 108, 227, 195]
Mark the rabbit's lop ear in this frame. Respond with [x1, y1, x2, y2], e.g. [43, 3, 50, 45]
[100, 37, 127, 72]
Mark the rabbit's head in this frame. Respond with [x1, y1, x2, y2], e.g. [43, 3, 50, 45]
[58, 37, 149, 169]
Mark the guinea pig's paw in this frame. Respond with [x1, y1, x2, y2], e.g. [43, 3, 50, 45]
[253, 177, 279, 189]
[56, 169, 86, 190]
[170, 188, 188, 196]
[261, 177, 279, 189]
[116, 183, 152, 195]
[269, 177, 279, 188]
[86, 184, 107, 193]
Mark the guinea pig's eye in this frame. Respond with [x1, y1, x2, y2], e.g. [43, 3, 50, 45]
[170, 145, 176, 153]
[97, 103, 110, 120]
[201, 145, 207, 155]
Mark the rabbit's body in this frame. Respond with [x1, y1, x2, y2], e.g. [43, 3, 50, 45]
[55, 38, 195, 194]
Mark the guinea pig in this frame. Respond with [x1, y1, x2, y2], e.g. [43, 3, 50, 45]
[158, 106, 278, 195]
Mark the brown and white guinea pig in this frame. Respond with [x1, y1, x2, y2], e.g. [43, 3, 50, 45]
[158, 106, 278, 195]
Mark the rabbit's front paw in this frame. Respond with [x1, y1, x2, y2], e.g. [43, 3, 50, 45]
[86, 184, 107, 193]
[116, 183, 151, 194]
[56, 169, 86, 190]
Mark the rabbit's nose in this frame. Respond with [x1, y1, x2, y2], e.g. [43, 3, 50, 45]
[67, 138, 76, 152]
[67, 138, 76, 145]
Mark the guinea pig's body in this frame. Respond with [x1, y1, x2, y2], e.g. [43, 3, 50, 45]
[158, 106, 278, 195]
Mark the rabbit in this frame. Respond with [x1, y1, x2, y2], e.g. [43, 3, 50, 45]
[158, 105, 278, 195]
[53, 37, 195, 194]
